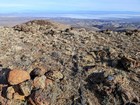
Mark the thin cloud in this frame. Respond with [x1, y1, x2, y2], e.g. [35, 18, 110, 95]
[0, 3, 26, 7]
[0, 0, 140, 13]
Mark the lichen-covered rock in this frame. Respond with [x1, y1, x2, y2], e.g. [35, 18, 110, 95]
[8, 69, 30, 85]
[45, 71, 63, 81]
[19, 80, 33, 96]
[45, 78, 53, 88]
[52, 71, 63, 80]
[6, 86, 25, 101]
[13, 93, 25, 100]
[6, 86, 15, 99]
[33, 75, 46, 89]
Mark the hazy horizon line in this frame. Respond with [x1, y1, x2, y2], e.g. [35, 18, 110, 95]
[1, 10, 140, 14]
[0, 11, 140, 19]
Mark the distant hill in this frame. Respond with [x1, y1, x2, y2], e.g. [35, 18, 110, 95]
[1, 17, 140, 31]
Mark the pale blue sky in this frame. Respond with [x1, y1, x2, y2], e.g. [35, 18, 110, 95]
[0, 0, 140, 13]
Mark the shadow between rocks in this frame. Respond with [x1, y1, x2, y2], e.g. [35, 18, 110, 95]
[0, 68, 11, 84]
[85, 72, 107, 105]
[85, 72, 125, 105]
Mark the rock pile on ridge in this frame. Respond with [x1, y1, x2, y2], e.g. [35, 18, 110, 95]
[0, 20, 140, 105]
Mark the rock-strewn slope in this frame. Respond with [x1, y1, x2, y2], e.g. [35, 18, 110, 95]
[0, 20, 140, 105]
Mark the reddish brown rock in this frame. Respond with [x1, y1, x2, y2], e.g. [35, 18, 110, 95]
[8, 69, 30, 85]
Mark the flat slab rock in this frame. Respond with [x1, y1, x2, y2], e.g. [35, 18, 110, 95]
[8, 69, 30, 85]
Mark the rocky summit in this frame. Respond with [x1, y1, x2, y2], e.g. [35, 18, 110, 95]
[0, 20, 140, 105]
